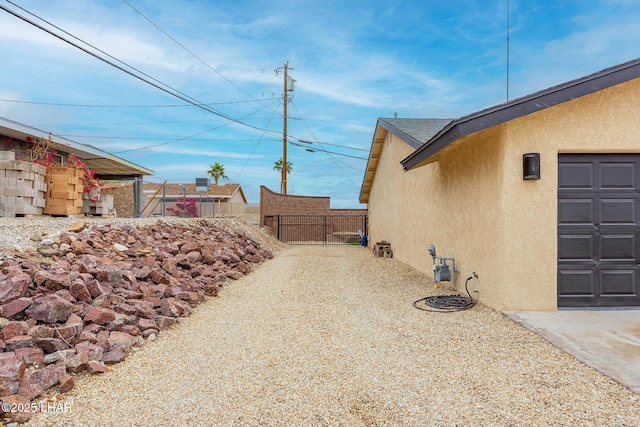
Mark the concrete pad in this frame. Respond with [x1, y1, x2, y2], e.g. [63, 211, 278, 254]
[504, 310, 640, 394]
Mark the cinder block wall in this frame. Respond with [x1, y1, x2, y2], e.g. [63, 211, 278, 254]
[102, 183, 135, 218]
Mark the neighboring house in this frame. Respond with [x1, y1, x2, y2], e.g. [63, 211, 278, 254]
[360, 58, 640, 311]
[0, 116, 153, 216]
[0, 116, 153, 180]
[142, 182, 248, 217]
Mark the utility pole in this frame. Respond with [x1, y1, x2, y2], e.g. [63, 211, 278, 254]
[276, 62, 295, 194]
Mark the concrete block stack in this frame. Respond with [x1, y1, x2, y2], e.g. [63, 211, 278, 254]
[43, 166, 84, 216]
[0, 151, 47, 217]
[82, 193, 116, 216]
[373, 241, 393, 258]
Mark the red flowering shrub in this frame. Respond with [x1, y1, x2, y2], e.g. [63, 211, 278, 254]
[167, 197, 199, 218]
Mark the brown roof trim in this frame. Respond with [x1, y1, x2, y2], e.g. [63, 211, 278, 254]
[401, 57, 640, 171]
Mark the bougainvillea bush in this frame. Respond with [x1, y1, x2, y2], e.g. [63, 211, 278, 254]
[166, 197, 199, 218]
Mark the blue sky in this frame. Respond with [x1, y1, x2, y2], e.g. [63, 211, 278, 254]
[1, 0, 640, 207]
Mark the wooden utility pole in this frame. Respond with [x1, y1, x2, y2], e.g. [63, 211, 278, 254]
[282, 62, 288, 194]
[275, 62, 294, 194]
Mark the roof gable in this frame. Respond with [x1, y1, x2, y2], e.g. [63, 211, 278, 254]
[402, 57, 640, 170]
[359, 118, 451, 203]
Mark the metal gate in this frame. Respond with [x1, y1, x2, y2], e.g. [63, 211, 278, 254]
[277, 215, 367, 245]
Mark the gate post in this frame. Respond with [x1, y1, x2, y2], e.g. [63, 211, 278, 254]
[323, 216, 327, 246]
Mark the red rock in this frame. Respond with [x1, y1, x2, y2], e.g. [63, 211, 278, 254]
[91, 294, 111, 308]
[28, 325, 54, 339]
[226, 269, 244, 280]
[159, 297, 191, 317]
[76, 342, 104, 361]
[1, 321, 29, 341]
[33, 337, 69, 354]
[136, 317, 156, 331]
[83, 306, 117, 325]
[34, 271, 71, 291]
[59, 373, 75, 393]
[1, 394, 32, 423]
[85, 279, 109, 297]
[161, 259, 178, 274]
[155, 315, 178, 330]
[54, 315, 83, 343]
[0, 352, 26, 383]
[15, 346, 45, 365]
[179, 241, 200, 253]
[119, 325, 141, 336]
[87, 360, 110, 374]
[25, 294, 75, 324]
[133, 301, 156, 319]
[0, 379, 18, 397]
[200, 245, 216, 263]
[82, 323, 103, 334]
[149, 268, 170, 284]
[141, 328, 158, 338]
[5, 335, 34, 352]
[65, 352, 89, 373]
[0, 273, 30, 304]
[0, 297, 32, 319]
[96, 266, 125, 288]
[108, 331, 135, 351]
[69, 280, 92, 303]
[18, 364, 61, 399]
[113, 302, 137, 316]
[204, 283, 220, 296]
[139, 283, 167, 298]
[143, 296, 162, 308]
[102, 348, 125, 364]
[77, 331, 97, 343]
[54, 288, 76, 302]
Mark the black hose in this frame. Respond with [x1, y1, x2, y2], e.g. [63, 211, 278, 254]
[413, 275, 476, 312]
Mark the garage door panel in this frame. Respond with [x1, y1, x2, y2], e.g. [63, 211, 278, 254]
[599, 199, 636, 224]
[599, 234, 636, 260]
[558, 269, 595, 296]
[600, 163, 636, 189]
[558, 234, 594, 260]
[559, 163, 594, 189]
[559, 199, 594, 224]
[558, 154, 640, 307]
[600, 270, 637, 295]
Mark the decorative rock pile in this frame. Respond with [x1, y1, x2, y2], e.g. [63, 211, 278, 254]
[0, 219, 272, 423]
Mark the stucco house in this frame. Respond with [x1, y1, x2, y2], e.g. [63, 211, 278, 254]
[360, 58, 640, 311]
[142, 182, 248, 217]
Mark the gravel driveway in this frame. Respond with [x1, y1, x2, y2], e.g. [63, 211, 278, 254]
[25, 246, 640, 426]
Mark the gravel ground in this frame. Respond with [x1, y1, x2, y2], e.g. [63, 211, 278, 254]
[17, 243, 640, 426]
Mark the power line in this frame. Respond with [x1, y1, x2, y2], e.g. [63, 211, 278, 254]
[289, 99, 365, 190]
[121, 0, 276, 112]
[0, 97, 279, 108]
[112, 99, 280, 153]
[57, 134, 279, 142]
[290, 142, 367, 160]
[0, 2, 277, 136]
[294, 138, 369, 152]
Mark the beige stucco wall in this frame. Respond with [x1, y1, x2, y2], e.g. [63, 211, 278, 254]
[367, 77, 640, 311]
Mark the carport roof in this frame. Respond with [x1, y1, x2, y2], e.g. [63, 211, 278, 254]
[359, 118, 452, 204]
[0, 116, 153, 177]
[401, 57, 640, 171]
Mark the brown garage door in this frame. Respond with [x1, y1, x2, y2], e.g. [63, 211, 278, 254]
[558, 154, 640, 307]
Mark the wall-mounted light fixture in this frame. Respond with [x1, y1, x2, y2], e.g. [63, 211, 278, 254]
[523, 153, 540, 180]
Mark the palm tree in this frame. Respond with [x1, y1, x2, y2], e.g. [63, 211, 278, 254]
[273, 157, 293, 193]
[207, 162, 228, 185]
